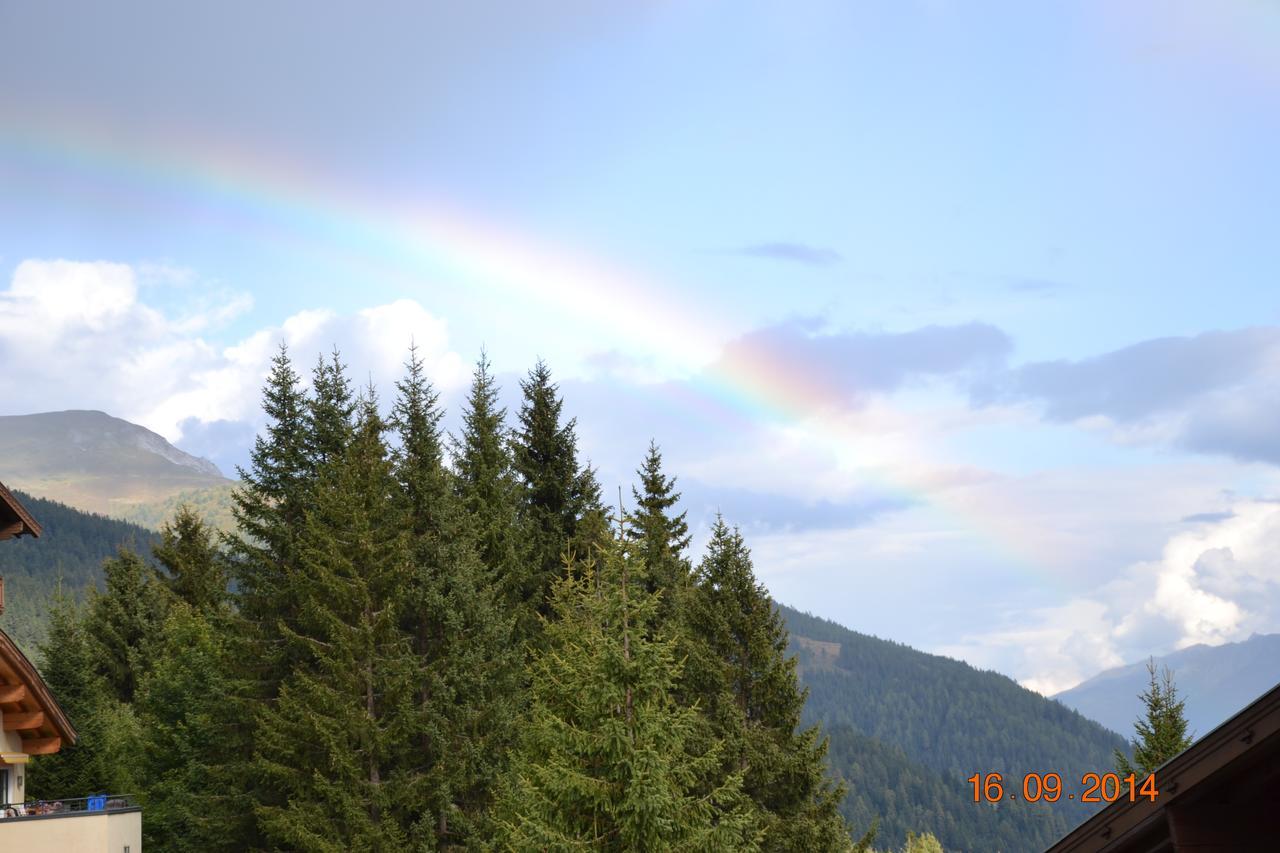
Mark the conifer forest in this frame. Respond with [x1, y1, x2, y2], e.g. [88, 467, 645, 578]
[26, 345, 878, 852]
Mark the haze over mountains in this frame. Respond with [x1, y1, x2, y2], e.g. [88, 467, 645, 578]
[0, 410, 235, 528]
[1054, 632, 1280, 740]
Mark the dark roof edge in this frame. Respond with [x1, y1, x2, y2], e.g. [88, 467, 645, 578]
[1046, 679, 1280, 852]
[0, 628, 77, 745]
[0, 480, 41, 538]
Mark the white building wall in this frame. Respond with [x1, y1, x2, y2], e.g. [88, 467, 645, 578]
[0, 710, 29, 806]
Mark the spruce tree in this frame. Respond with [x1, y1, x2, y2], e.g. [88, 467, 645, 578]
[1114, 659, 1194, 776]
[228, 343, 311, 695]
[511, 360, 588, 641]
[492, 539, 761, 850]
[84, 548, 170, 705]
[625, 440, 692, 627]
[253, 394, 425, 850]
[153, 505, 227, 613]
[136, 603, 255, 851]
[567, 460, 612, 565]
[391, 346, 519, 846]
[306, 347, 356, 470]
[683, 518, 853, 852]
[28, 593, 138, 800]
[451, 350, 522, 600]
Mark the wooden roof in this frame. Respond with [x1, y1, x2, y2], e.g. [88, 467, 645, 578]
[0, 628, 78, 754]
[0, 479, 72, 756]
[0, 480, 41, 541]
[1046, 680, 1280, 852]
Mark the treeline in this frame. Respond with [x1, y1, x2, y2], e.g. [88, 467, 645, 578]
[28, 346, 875, 851]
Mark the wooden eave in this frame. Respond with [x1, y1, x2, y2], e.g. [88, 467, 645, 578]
[0, 628, 77, 753]
[0, 480, 41, 541]
[1045, 680, 1280, 852]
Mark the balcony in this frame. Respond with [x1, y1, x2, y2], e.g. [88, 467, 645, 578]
[0, 794, 141, 852]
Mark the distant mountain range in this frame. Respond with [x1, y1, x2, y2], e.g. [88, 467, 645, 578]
[1053, 633, 1280, 740]
[0, 410, 236, 529]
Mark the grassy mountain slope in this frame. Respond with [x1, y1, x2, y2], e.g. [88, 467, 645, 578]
[782, 605, 1128, 852]
[0, 410, 235, 528]
[0, 491, 158, 657]
[1054, 633, 1280, 739]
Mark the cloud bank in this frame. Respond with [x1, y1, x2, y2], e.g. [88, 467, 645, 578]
[0, 260, 465, 473]
[982, 327, 1280, 464]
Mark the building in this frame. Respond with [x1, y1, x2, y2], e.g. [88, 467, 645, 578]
[1045, 679, 1280, 853]
[0, 481, 142, 851]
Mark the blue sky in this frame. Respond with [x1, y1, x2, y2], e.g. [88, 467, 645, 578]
[2, 0, 1279, 693]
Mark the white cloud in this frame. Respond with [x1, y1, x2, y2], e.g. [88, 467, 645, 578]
[0, 260, 466, 455]
[936, 496, 1280, 695]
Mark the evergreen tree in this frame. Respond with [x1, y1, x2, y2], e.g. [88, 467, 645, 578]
[84, 548, 169, 705]
[228, 343, 312, 693]
[511, 360, 588, 640]
[153, 505, 227, 613]
[28, 593, 138, 800]
[870, 831, 942, 853]
[492, 540, 761, 850]
[1114, 659, 1194, 776]
[305, 347, 356, 470]
[567, 460, 612, 565]
[391, 346, 520, 846]
[136, 603, 255, 851]
[452, 350, 522, 592]
[683, 518, 853, 852]
[625, 440, 692, 627]
[252, 394, 426, 850]
[224, 343, 316, 850]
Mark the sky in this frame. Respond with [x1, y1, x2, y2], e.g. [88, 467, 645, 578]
[2, 0, 1279, 694]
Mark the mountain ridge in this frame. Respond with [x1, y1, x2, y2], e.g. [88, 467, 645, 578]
[1053, 632, 1280, 739]
[0, 410, 233, 527]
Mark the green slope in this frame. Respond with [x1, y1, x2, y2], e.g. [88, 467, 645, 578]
[0, 410, 235, 529]
[0, 491, 158, 658]
[781, 605, 1128, 852]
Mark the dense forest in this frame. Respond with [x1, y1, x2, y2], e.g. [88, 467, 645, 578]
[0, 492, 156, 655]
[782, 607, 1128, 850]
[17, 346, 889, 851]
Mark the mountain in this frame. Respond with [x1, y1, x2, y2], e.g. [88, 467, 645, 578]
[781, 605, 1128, 852]
[0, 410, 236, 528]
[1053, 633, 1280, 740]
[0, 490, 158, 658]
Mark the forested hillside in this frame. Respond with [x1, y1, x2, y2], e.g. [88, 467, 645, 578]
[0, 491, 156, 656]
[784, 606, 1128, 850]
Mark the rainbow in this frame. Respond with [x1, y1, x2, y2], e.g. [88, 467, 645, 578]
[0, 116, 1054, 576]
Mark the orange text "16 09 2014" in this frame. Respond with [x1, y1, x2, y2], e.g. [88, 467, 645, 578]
[966, 772, 1159, 804]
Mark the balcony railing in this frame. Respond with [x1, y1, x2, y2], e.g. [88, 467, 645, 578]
[1, 794, 139, 820]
